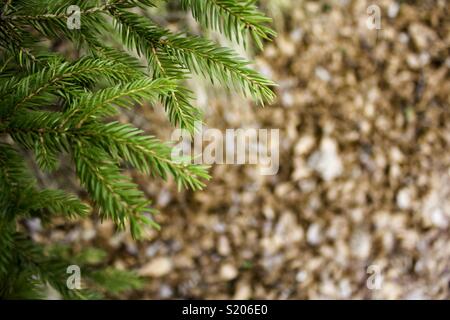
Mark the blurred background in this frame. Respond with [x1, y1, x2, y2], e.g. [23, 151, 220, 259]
[32, 0, 450, 299]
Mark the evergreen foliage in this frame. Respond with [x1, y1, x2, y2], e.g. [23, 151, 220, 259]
[0, 0, 275, 298]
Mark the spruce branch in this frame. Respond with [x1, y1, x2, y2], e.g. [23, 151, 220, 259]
[0, 0, 275, 298]
[181, 0, 276, 49]
[112, 8, 276, 104]
[0, 57, 137, 118]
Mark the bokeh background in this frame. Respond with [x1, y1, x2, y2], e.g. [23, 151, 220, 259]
[32, 0, 450, 299]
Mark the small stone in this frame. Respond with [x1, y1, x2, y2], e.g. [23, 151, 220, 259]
[351, 231, 371, 259]
[315, 66, 331, 82]
[430, 208, 448, 229]
[308, 138, 343, 181]
[277, 36, 296, 57]
[419, 52, 430, 66]
[390, 147, 404, 163]
[387, 2, 400, 18]
[399, 32, 409, 44]
[125, 243, 138, 255]
[159, 284, 173, 298]
[405, 289, 427, 300]
[409, 23, 437, 50]
[109, 232, 125, 248]
[407, 54, 421, 69]
[281, 91, 294, 107]
[292, 163, 312, 180]
[233, 282, 252, 299]
[26, 218, 42, 233]
[263, 206, 275, 220]
[218, 236, 231, 256]
[396, 188, 412, 210]
[139, 257, 173, 277]
[306, 223, 322, 246]
[220, 263, 238, 281]
[295, 271, 308, 283]
[145, 242, 161, 257]
[290, 28, 303, 42]
[339, 279, 352, 298]
[157, 189, 171, 207]
[294, 135, 315, 155]
[97, 220, 115, 238]
[213, 222, 226, 233]
[81, 228, 96, 241]
[446, 57, 450, 68]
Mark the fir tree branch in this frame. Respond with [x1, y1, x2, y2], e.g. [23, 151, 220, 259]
[0, 0, 275, 298]
[0, 57, 137, 118]
[181, 0, 276, 49]
[112, 9, 276, 104]
[5, 110, 210, 190]
[72, 142, 155, 237]
[65, 78, 176, 127]
[29, 189, 91, 221]
[84, 121, 210, 190]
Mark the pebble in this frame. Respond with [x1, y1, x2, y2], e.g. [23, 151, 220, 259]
[295, 271, 308, 283]
[220, 263, 238, 281]
[396, 188, 412, 210]
[218, 236, 231, 256]
[308, 138, 343, 181]
[159, 284, 173, 298]
[139, 257, 173, 277]
[294, 135, 315, 155]
[306, 223, 323, 246]
[315, 66, 332, 82]
[233, 282, 252, 299]
[388, 2, 400, 18]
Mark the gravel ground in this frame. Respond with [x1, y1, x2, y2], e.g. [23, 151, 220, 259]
[33, 0, 450, 299]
